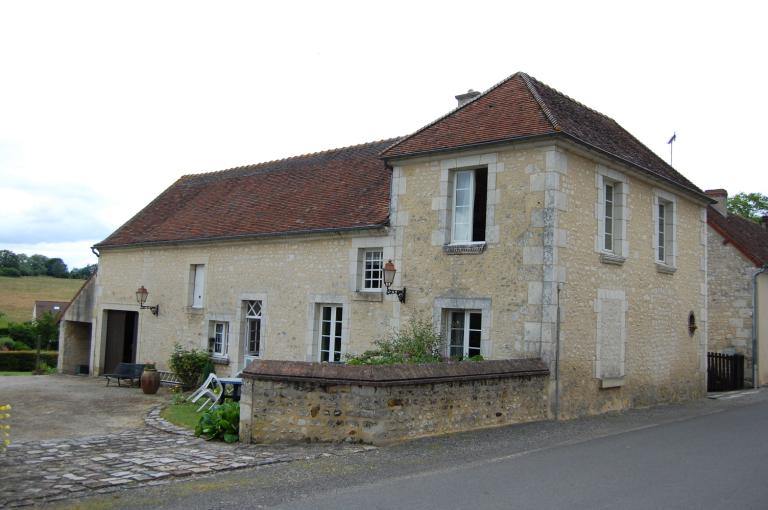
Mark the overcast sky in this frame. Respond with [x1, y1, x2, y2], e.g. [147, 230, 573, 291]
[1, 1, 766, 269]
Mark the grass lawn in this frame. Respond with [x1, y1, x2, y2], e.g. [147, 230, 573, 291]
[161, 401, 203, 430]
[0, 371, 34, 376]
[0, 276, 85, 323]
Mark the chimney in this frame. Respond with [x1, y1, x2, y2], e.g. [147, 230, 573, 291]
[705, 189, 728, 216]
[455, 89, 481, 107]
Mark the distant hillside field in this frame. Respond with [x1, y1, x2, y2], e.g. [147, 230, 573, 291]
[0, 276, 85, 323]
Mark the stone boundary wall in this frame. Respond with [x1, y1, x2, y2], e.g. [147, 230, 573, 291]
[239, 359, 550, 445]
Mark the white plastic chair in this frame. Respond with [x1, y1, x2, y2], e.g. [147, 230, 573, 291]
[188, 373, 224, 412]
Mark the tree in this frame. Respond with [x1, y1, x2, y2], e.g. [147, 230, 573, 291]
[0, 250, 20, 270]
[26, 254, 49, 276]
[727, 192, 768, 222]
[32, 312, 59, 373]
[45, 258, 68, 278]
[69, 264, 97, 279]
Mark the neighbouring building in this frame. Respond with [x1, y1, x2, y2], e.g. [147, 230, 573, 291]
[59, 71, 713, 419]
[705, 189, 768, 385]
[33, 300, 68, 321]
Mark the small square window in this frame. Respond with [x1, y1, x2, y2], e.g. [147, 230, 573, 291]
[361, 249, 383, 291]
[210, 321, 228, 357]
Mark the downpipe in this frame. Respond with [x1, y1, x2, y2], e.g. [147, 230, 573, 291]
[752, 265, 768, 388]
[554, 282, 563, 420]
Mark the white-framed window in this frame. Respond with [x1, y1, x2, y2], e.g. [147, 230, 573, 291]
[318, 305, 343, 362]
[451, 167, 487, 244]
[361, 249, 383, 291]
[596, 168, 628, 260]
[653, 191, 676, 267]
[211, 321, 228, 357]
[244, 300, 262, 357]
[448, 309, 482, 359]
[604, 182, 615, 252]
[191, 264, 206, 308]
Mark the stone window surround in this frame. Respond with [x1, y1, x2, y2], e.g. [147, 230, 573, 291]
[652, 189, 678, 271]
[347, 236, 395, 302]
[595, 165, 629, 264]
[430, 152, 502, 250]
[432, 297, 492, 358]
[205, 312, 236, 363]
[304, 294, 350, 362]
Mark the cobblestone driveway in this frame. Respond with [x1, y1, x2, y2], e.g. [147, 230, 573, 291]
[0, 411, 372, 508]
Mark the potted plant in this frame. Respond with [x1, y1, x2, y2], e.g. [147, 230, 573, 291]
[140, 362, 161, 394]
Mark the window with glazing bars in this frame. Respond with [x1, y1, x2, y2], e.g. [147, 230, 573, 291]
[362, 249, 383, 290]
[245, 300, 262, 356]
[449, 310, 482, 359]
[319, 305, 343, 362]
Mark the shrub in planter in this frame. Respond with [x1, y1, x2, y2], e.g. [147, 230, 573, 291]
[168, 343, 210, 389]
[195, 402, 239, 443]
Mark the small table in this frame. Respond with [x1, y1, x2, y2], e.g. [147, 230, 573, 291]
[218, 377, 243, 402]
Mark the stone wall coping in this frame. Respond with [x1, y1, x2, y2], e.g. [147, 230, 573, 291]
[241, 358, 549, 386]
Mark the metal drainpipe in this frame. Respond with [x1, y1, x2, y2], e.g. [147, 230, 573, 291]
[752, 265, 768, 388]
[554, 283, 563, 420]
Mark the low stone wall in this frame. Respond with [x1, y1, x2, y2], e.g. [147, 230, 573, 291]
[239, 359, 550, 445]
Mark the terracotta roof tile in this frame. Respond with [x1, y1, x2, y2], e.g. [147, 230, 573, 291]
[381, 72, 703, 195]
[708, 208, 768, 266]
[96, 139, 400, 248]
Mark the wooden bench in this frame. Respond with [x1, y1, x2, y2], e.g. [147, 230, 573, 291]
[104, 362, 145, 387]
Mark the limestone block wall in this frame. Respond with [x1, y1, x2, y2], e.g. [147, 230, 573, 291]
[557, 150, 706, 416]
[240, 359, 549, 445]
[92, 231, 397, 376]
[58, 321, 91, 374]
[707, 225, 758, 379]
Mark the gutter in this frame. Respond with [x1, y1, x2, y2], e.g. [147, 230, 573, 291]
[752, 265, 768, 388]
[93, 223, 390, 251]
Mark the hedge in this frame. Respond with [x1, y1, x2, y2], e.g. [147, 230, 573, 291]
[0, 351, 58, 371]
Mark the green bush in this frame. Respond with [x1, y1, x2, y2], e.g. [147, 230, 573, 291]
[0, 267, 21, 277]
[346, 315, 442, 365]
[7, 322, 35, 346]
[12, 341, 31, 351]
[0, 351, 58, 371]
[168, 343, 211, 389]
[195, 401, 239, 443]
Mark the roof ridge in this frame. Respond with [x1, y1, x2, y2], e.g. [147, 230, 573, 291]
[519, 72, 560, 131]
[523, 73, 619, 124]
[181, 137, 403, 180]
[526, 73, 698, 188]
[380, 71, 527, 157]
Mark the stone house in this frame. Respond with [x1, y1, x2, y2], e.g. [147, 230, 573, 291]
[59, 72, 712, 418]
[705, 189, 768, 385]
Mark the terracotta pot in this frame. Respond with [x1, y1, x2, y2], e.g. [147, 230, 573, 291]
[141, 368, 161, 394]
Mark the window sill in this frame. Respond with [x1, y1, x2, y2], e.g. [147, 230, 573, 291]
[600, 253, 626, 266]
[185, 307, 204, 315]
[655, 263, 677, 274]
[210, 356, 230, 365]
[600, 376, 624, 389]
[353, 291, 383, 302]
[443, 242, 486, 255]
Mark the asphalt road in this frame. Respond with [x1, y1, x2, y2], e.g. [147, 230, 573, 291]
[53, 389, 768, 510]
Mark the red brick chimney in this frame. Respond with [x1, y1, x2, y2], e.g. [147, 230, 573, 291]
[705, 189, 728, 217]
